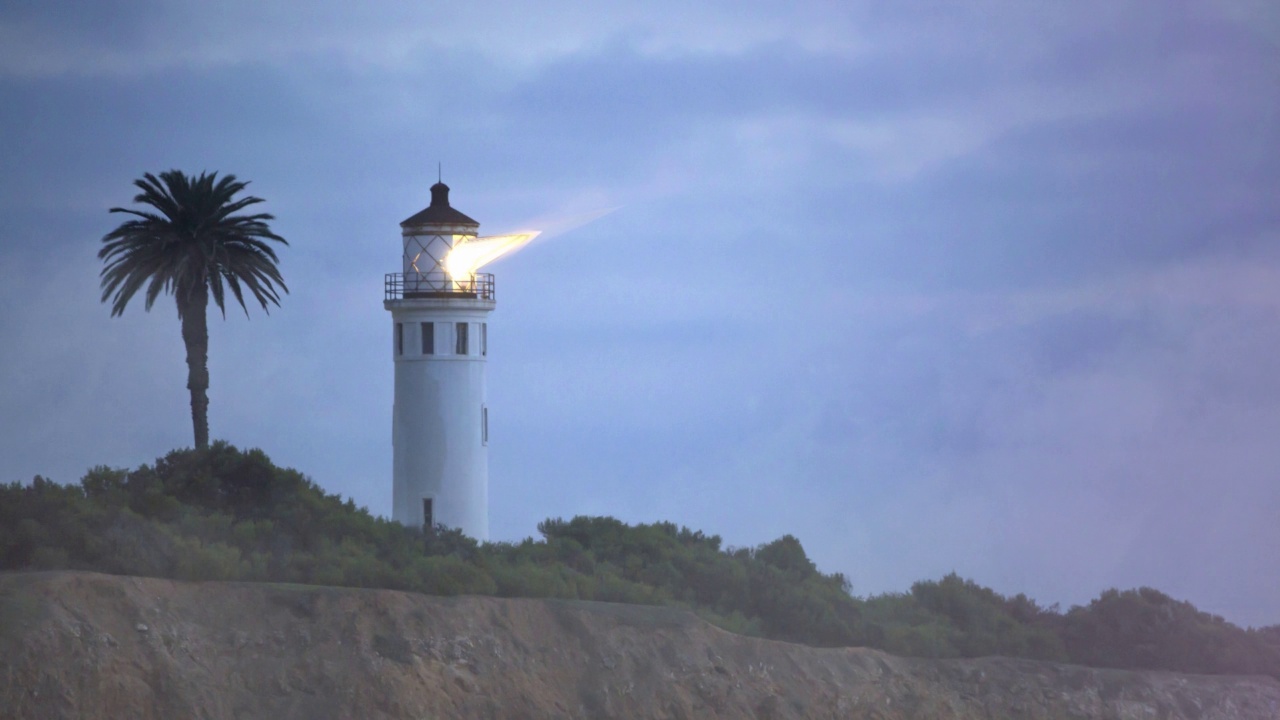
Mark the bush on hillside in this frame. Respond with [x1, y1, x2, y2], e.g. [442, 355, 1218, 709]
[2, 442, 1277, 681]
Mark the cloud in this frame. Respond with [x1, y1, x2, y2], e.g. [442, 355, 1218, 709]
[0, 0, 871, 79]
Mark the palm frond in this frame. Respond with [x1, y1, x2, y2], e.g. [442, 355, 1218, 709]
[99, 169, 289, 319]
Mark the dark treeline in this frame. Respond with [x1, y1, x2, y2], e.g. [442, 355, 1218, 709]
[3, 443, 1277, 679]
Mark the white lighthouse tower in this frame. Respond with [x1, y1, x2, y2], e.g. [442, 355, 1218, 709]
[385, 182, 493, 539]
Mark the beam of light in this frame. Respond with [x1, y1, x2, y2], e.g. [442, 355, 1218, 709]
[441, 205, 620, 286]
[522, 206, 619, 242]
[444, 232, 541, 279]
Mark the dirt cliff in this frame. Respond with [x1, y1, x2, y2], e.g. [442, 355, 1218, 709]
[1, 572, 1277, 719]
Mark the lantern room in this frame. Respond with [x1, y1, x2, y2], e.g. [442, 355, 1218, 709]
[391, 181, 491, 299]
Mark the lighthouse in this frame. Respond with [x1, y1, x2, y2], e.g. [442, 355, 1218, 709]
[385, 182, 494, 539]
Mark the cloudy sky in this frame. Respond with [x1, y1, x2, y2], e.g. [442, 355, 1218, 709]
[2, 1, 1277, 626]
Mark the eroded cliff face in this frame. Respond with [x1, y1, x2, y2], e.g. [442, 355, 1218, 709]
[1, 572, 1277, 720]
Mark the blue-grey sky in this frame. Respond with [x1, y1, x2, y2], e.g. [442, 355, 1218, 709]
[2, 1, 1278, 626]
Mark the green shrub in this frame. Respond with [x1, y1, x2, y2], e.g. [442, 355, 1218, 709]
[4, 443, 1276, 680]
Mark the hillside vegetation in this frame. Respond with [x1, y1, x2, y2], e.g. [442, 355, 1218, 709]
[3, 443, 1277, 680]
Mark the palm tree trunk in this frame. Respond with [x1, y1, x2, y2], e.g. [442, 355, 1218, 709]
[180, 284, 211, 449]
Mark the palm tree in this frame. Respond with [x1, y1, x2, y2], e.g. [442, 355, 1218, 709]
[99, 170, 289, 449]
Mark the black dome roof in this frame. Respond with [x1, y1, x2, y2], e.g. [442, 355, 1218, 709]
[400, 182, 479, 227]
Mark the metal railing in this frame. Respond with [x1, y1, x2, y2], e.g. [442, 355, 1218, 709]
[385, 272, 495, 301]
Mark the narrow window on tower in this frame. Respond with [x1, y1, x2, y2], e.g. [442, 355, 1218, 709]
[482, 405, 488, 445]
[421, 322, 434, 355]
[481, 323, 488, 356]
[422, 498, 433, 529]
[395, 323, 404, 356]
[456, 322, 469, 355]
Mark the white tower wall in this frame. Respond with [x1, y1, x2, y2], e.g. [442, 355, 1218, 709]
[387, 301, 492, 538]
